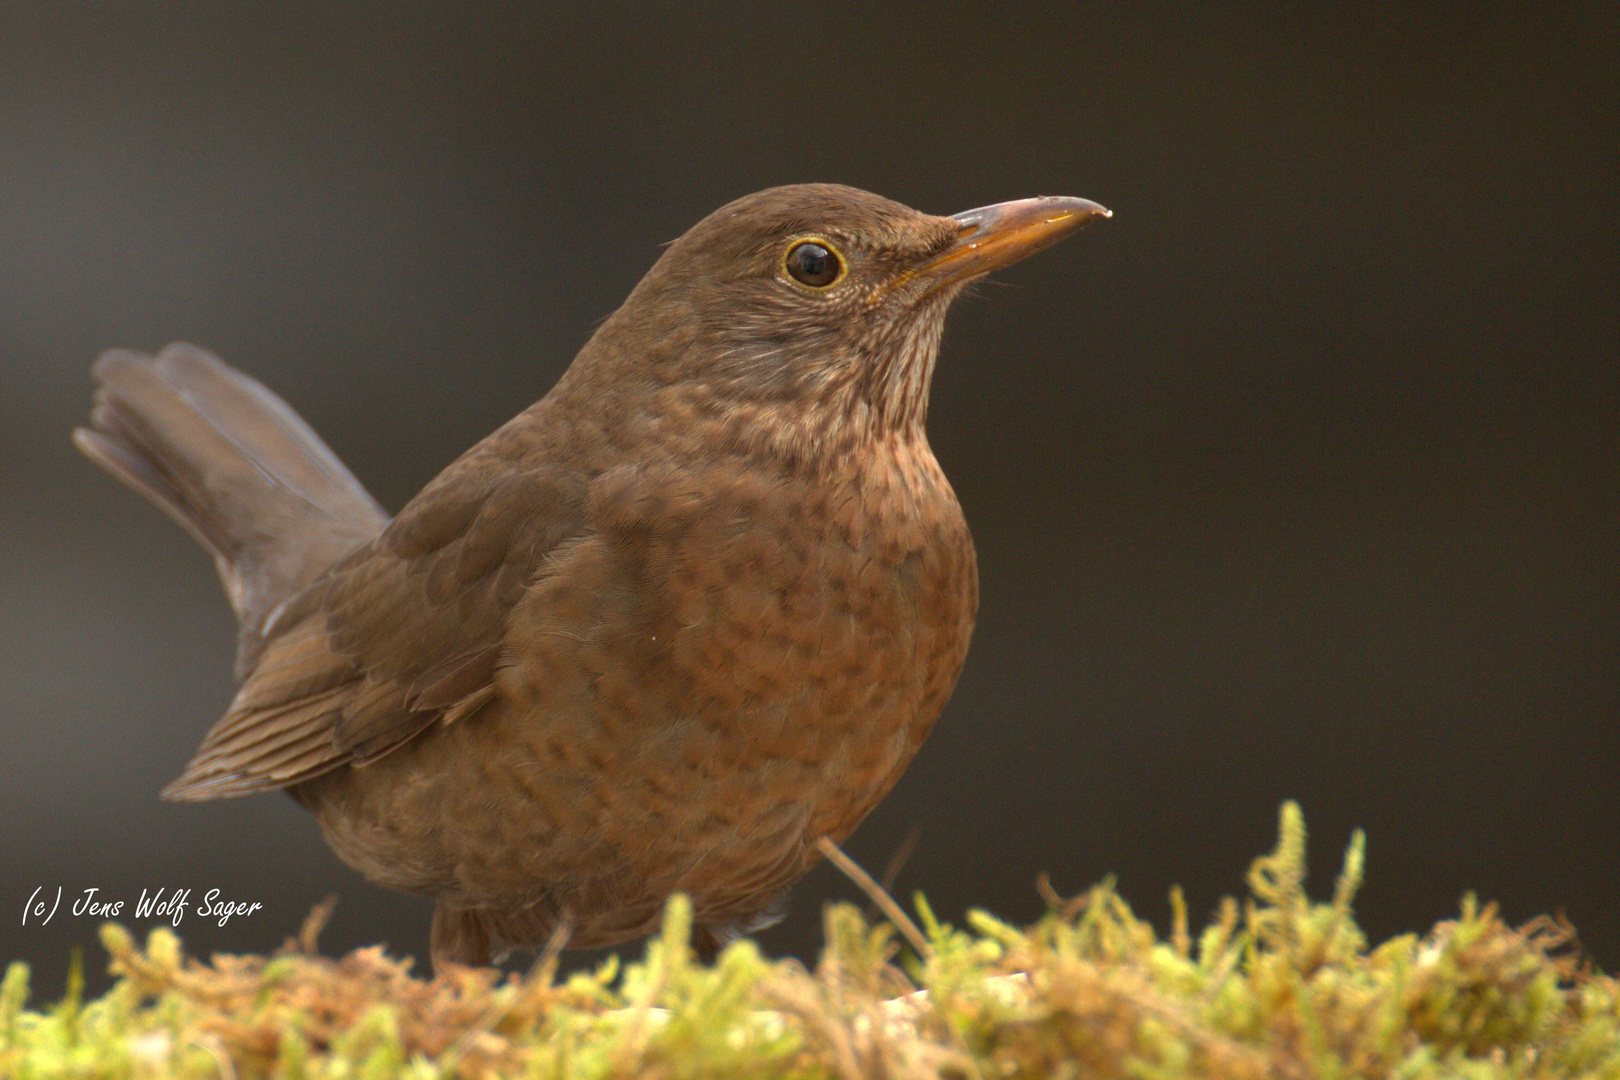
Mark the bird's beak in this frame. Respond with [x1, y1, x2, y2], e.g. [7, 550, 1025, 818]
[923, 196, 1111, 285]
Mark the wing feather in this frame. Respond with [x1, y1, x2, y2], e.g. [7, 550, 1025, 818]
[164, 420, 591, 800]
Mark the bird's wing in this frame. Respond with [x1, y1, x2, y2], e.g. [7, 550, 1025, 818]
[162, 440, 589, 801]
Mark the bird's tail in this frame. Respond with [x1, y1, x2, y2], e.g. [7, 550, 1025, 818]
[74, 343, 390, 675]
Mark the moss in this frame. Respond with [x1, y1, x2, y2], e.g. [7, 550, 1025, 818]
[1, 803, 1615, 1078]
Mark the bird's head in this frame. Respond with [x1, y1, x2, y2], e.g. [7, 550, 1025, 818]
[575, 183, 1109, 457]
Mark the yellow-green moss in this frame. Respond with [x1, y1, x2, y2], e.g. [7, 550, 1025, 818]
[2, 804, 1615, 1078]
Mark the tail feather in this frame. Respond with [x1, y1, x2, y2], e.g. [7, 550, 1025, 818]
[74, 343, 390, 675]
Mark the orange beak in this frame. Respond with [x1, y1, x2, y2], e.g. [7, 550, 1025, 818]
[925, 196, 1111, 284]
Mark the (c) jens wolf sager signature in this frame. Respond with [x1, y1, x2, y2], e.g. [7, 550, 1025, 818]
[23, 886, 263, 928]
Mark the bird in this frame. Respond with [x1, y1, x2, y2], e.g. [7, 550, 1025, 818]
[75, 183, 1110, 968]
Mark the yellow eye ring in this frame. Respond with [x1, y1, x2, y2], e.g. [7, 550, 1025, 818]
[782, 237, 847, 289]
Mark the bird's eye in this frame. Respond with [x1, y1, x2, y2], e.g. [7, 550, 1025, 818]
[785, 240, 844, 288]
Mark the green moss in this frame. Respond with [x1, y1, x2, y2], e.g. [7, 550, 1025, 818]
[1, 804, 1615, 1078]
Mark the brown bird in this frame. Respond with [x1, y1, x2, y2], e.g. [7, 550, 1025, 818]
[75, 184, 1109, 967]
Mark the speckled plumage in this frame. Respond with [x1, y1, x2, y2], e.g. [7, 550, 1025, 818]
[75, 184, 1107, 966]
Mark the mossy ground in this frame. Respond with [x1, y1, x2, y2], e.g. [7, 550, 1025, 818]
[3, 804, 1616, 1078]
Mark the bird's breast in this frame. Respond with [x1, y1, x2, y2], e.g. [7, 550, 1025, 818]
[502, 441, 976, 837]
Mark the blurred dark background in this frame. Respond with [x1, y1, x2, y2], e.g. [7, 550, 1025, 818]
[3, 4, 1614, 998]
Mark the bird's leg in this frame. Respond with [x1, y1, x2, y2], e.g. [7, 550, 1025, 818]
[691, 924, 725, 965]
[430, 902, 495, 974]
